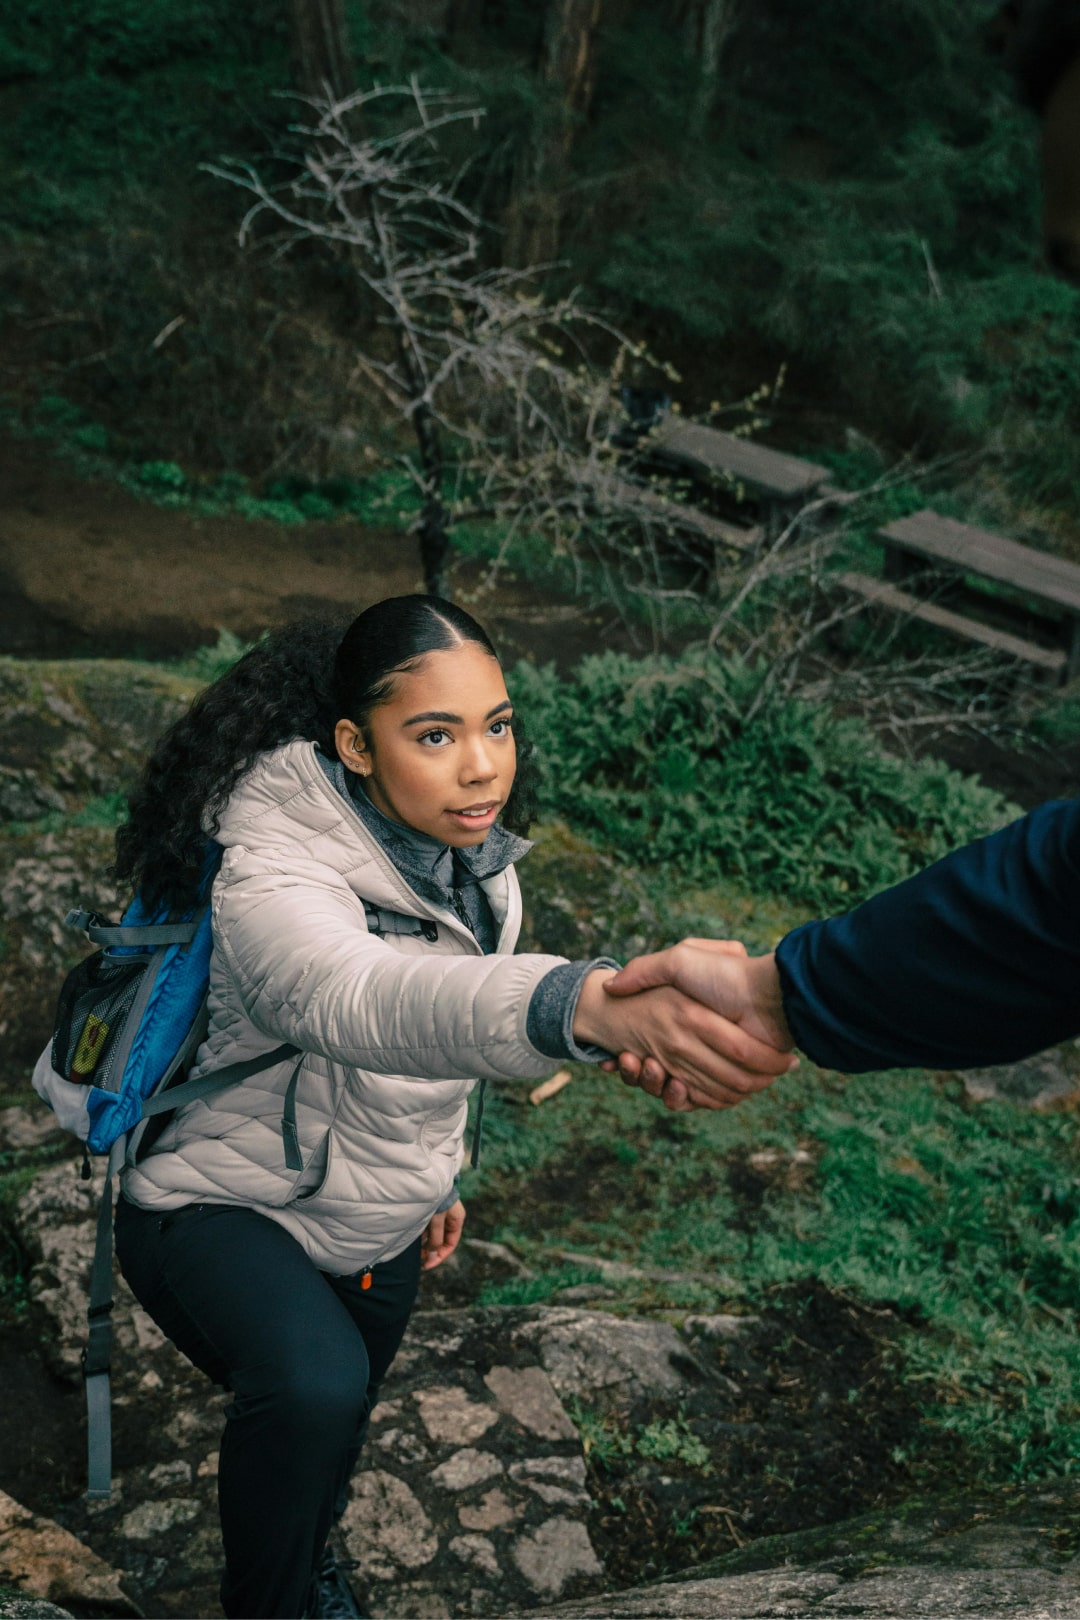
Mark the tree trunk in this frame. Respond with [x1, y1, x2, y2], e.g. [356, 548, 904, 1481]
[417, 497, 452, 598]
[504, 0, 603, 266]
[288, 0, 355, 102]
[409, 390, 453, 597]
[682, 0, 739, 138]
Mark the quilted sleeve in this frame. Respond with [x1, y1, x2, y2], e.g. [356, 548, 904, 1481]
[212, 849, 569, 1082]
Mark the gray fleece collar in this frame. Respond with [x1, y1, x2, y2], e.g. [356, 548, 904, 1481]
[316, 751, 531, 908]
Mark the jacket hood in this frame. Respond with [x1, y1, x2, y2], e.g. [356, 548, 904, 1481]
[212, 737, 453, 920]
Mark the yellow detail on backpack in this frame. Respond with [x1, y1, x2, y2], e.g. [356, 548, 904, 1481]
[72, 1015, 109, 1077]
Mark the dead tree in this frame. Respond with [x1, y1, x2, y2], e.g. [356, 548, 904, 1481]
[207, 84, 628, 595]
[207, 85, 830, 625]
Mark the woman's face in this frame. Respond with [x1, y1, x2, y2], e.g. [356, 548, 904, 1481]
[335, 641, 517, 847]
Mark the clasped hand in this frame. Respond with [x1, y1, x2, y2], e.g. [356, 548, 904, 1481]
[572, 939, 795, 1112]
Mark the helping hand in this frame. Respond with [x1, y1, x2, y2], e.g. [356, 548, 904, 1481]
[573, 961, 795, 1112]
[421, 1199, 466, 1270]
[599, 940, 795, 1111]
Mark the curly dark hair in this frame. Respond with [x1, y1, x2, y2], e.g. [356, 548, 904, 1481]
[113, 596, 536, 916]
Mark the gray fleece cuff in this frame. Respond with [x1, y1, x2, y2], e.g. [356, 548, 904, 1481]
[526, 958, 622, 1063]
[435, 1178, 460, 1213]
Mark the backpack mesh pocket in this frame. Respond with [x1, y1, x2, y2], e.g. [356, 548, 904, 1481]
[51, 953, 148, 1092]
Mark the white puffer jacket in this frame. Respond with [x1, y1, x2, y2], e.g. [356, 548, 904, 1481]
[121, 739, 567, 1273]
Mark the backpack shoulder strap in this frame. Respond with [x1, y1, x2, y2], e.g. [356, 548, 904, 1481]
[140, 1043, 301, 1118]
[84, 1041, 300, 1499]
[66, 910, 199, 948]
[84, 1138, 124, 1500]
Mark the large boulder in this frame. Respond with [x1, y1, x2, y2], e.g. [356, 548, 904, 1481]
[0, 658, 197, 816]
[0, 1490, 135, 1617]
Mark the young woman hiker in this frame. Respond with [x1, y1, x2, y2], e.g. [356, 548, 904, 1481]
[110, 594, 786, 1619]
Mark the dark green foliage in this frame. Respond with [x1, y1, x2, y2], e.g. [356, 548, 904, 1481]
[508, 649, 1013, 911]
[2, 0, 1079, 509]
[575, 2, 1080, 504]
[0, 0, 289, 224]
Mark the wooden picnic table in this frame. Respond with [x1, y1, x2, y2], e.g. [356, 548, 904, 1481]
[649, 422, 829, 536]
[876, 509, 1080, 680]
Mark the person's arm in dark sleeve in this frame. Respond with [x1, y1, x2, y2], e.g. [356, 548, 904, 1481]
[774, 798, 1080, 1073]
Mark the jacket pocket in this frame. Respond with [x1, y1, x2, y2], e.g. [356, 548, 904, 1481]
[289, 1131, 334, 1202]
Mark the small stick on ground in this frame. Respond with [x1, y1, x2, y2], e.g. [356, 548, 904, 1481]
[529, 1068, 573, 1106]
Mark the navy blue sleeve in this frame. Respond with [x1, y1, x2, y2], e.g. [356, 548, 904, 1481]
[774, 799, 1080, 1072]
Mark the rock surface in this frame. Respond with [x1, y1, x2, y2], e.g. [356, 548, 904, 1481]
[520, 1487, 1080, 1618]
[513, 1307, 700, 1401]
[515, 823, 661, 965]
[0, 1599, 74, 1620]
[0, 656, 198, 1075]
[963, 1050, 1080, 1110]
[0, 1490, 136, 1615]
[7, 1130, 1080, 1620]
[3, 1153, 620, 1617]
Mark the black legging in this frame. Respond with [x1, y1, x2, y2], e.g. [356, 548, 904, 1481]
[115, 1195, 421, 1619]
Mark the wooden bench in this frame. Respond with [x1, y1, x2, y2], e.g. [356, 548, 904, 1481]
[851, 509, 1080, 682]
[648, 421, 829, 538]
[839, 571, 1067, 677]
[612, 479, 762, 552]
[587, 464, 764, 556]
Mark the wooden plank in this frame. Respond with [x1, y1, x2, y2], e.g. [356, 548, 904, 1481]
[880, 510, 1080, 617]
[651, 422, 829, 500]
[839, 571, 1067, 674]
[620, 482, 762, 551]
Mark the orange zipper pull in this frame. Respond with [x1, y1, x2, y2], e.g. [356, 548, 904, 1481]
[360, 1268, 373, 1290]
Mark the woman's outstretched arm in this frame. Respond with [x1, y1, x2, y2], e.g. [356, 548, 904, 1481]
[211, 847, 793, 1096]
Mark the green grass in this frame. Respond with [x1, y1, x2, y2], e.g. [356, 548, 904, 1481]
[5, 391, 423, 529]
[477, 1263, 606, 1307]
[470, 1056, 1080, 1486]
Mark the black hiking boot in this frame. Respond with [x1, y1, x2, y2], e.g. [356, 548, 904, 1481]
[307, 1545, 365, 1619]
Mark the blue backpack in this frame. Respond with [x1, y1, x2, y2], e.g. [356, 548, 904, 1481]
[34, 851, 298, 1498]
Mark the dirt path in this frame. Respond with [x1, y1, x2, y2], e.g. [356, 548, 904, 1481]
[4, 431, 1079, 807]
[0, 432, 625, 670]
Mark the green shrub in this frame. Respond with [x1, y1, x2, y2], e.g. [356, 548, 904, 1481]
[132, 460, 188, 495]
[570, 1403, 711, 1474]
[173, 628, 252, 683]
[510, 649, 1015, 912]
[634, 1415, 712, 1472]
